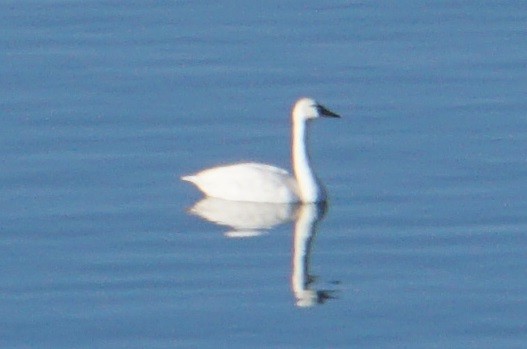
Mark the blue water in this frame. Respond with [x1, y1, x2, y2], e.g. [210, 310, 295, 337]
[2, 1, 527, 348]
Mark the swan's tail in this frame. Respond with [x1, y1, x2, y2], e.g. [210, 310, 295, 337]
[181, 175, 195, 183]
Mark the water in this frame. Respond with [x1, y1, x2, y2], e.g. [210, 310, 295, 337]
[2, 1, 527, 348]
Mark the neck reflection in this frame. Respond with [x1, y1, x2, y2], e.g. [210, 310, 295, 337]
[291, 202, 336, 307]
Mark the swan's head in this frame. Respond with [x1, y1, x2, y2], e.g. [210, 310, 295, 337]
[292, 97, 340, 122]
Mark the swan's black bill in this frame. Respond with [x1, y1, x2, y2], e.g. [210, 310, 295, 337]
[317, 104, 340, 118]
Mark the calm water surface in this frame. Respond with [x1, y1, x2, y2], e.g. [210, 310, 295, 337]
[2, 1, 527, 348]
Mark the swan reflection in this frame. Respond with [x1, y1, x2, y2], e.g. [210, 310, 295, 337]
[291, 203, 337, 307]
[186, 197, 338, 307]
[188, 197, 298, 237]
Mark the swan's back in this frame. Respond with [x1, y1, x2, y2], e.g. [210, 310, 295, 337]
[182, 163, 300, 203]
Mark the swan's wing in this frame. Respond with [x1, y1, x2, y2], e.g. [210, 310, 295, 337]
[182, 162, 300, 203]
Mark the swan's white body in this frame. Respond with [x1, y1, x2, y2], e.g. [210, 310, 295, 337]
[182, 163, 300, 203]
[182, 98, 340, 203]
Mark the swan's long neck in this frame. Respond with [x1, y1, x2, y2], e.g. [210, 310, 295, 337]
[292, 118, 325, 203]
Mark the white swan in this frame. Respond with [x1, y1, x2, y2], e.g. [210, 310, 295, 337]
[181, 97, 340, 203]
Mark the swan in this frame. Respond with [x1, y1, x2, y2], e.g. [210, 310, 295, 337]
[181, 97, 340, 203]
